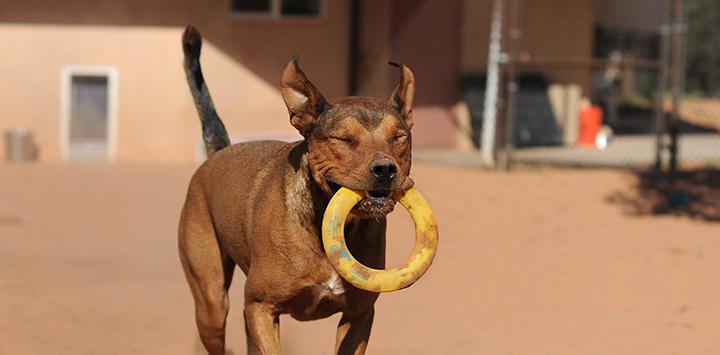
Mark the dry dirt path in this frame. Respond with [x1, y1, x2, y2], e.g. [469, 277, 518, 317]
[1, 163, 719, 354]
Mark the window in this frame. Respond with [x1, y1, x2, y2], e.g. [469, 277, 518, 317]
[61, 66, 118, 161]
[70, 76, 109, 147]
[231, 0, 322, 18]
[231, 0, 271, 13]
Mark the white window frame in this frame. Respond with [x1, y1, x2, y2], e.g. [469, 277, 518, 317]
[230, 0, 326, 20]
[60, 66, 119, 162]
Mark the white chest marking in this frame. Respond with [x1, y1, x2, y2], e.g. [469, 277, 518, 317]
[325, 272, 345, 295]
[304, 272, 345, 315]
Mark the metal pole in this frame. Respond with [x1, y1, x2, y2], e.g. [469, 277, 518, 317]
[669, 0, 686, 172]
[480, 0, 505, 167]
[708, 0, 718, 96]
[498, 0, 521, 171]
[655, 0, 671, 170]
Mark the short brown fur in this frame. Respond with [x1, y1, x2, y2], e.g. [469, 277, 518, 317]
[178, 28, 416, 354]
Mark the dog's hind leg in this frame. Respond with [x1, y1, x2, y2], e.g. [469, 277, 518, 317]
[244, 301, 280, 354]
[335, 308, 375, 355]
[179, 186, 236, 355]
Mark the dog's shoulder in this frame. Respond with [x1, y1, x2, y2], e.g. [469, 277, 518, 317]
[202, 140, 300, 171]
[219, 139, 294, 158]
[191, 140, 305, 197]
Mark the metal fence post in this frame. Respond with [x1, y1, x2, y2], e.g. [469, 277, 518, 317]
[481, 0, 505, 167]
[669, 0, 687, 172]
[498, 0, 522, 171]
[655, 0, 671, 171]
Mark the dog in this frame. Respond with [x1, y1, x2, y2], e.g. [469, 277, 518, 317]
[178, 26, 415, 355]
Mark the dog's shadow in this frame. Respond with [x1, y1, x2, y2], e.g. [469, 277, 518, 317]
[607, 168, 720, 222]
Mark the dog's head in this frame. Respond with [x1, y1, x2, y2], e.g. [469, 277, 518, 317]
[281, 57, 415, 219]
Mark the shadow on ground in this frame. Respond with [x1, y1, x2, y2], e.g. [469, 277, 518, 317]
[608, 168, 720, 222]
[608, 169, 720, 222]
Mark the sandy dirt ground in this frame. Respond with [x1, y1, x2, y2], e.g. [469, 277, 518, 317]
[1, 162, 719, 354]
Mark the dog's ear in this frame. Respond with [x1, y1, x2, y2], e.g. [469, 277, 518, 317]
[281, 56, 328, 137]
[389, 61, 415, 129]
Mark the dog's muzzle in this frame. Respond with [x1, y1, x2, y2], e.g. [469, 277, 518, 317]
[328, 182, 397, 218]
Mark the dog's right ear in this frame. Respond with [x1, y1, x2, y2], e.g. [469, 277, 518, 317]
[281, 56, 328, 137]
[389, 61, 415, 129]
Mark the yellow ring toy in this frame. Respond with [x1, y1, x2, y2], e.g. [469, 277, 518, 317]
[322, 187, 439, 293]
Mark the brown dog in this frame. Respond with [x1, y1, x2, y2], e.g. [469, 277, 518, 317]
[178, 26, 415, 355]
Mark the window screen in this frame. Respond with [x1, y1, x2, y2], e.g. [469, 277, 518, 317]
[70, 76, 109, 143]
[281, 0, 321, 16]
[231, 0, 321, 16]
[231, 0, 271, 13]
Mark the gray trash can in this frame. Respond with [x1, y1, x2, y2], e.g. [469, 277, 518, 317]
[5, 128, 39, 162]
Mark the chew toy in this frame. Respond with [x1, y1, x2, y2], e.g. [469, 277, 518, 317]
[322, 187, 439, 292]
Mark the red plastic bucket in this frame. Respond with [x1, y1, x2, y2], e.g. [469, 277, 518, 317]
[578, 106, 602, 147]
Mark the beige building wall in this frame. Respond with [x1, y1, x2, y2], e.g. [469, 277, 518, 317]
[389, 0, 463, 148]
[356, 0, 394, 98]
[596, 0, 663, 32]
[461, 0, 493, 75]
[0, 0, 353, 163]
[462, 0, 595, 95]
[0, 0, 603, 161]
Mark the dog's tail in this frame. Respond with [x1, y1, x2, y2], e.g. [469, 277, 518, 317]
[182, 26, 230, 157]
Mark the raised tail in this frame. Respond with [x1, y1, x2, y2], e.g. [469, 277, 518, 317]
[182, 26, 230, 157]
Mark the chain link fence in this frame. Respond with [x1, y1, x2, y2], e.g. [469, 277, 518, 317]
[465, 0, 720, 171]
[677, 0, 720, 168]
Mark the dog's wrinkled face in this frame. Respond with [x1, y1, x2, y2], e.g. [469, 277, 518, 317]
[307, 99, 412, 218]
[281, 57, 415, 218]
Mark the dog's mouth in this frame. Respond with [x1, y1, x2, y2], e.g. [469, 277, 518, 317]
[327, 181, 396, 219]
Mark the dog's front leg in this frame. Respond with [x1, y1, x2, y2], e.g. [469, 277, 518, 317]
[334, 308, 375, 355]
[244, 302, 280, 355]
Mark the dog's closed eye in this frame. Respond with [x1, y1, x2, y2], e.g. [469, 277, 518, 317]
[392, 133, 408, 143]
[330, 136, 356, 146]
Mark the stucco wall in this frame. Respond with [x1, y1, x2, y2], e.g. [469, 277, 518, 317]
[389, 0, 464, 148]
[596, 0, 663, 32]
[0, 0, 352, 163]
[462, 0, 595, 95]
[0, 0, 601, 161]
[356, 0, 394, 98]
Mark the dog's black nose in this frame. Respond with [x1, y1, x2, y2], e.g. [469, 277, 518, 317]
[370, 162, 397, 184]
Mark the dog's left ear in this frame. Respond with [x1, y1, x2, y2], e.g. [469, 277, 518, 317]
[389, 61, 415, 129]
[281, 56, 328, 137]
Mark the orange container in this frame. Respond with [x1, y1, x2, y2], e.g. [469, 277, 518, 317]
[578, 105, 602, 147]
